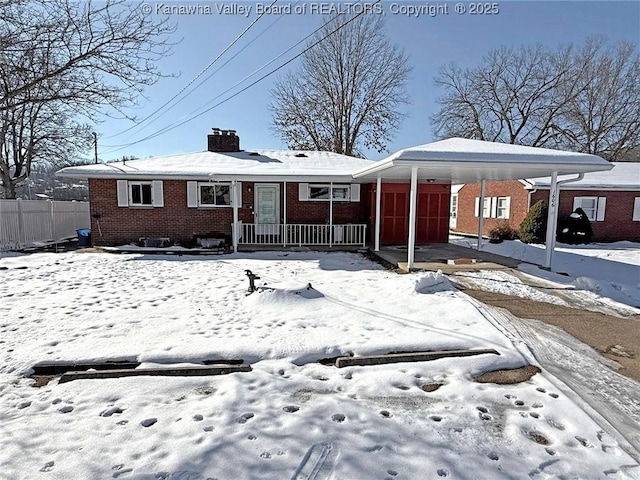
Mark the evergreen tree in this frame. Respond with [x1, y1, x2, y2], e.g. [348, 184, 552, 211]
[519, 200, 548, 244]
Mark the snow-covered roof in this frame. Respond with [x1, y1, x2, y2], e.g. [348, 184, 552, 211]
[524, 162, 640, 190]
[56, 149, 376, 182]
[353, 138, 613, 183]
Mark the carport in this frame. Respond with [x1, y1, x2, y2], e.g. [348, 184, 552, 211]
[352, 138, 613, 270]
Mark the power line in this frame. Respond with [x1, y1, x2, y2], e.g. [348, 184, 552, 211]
[101, 2, 380, 155]
[103, 0, 279, 141]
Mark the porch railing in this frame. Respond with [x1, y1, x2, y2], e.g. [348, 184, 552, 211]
[238, 223, 367, 247]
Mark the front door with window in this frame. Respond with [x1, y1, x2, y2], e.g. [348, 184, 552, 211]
[255, 184, 280, 235]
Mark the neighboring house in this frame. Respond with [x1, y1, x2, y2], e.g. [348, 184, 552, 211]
[453, 162, 640, 242]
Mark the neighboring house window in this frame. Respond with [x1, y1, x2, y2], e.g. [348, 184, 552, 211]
[496, 197, 511, 219]
[573, 196, 606, 221]
[474, 197, 492, 218]
[298, 183, 360, 202]
[186, 182, 236, 208]
[117, 180, 164, 207]
[633, 197, 640, 221]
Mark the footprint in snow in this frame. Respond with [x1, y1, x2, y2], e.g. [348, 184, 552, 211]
[40, 461, 55, 472]
[476, 406, 492, 421]
[487, 452, 499, 461]
[437, 468, 450, 477]
[549, 392, 559, 398]
[100, 407, 124, 417]
[58, 406, 73, 414]
[430, 415, 443, 422]
[237, 412, 254, 424]
[283, 405, 300, 413]
[575, 436, 594, 448]
[192, 414, 204, 421]
[536, 387, 546, 393]
[141, 418, 157, 427]
[331, 413, 346, 423]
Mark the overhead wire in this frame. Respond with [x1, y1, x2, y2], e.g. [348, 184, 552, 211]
[101, 0, 381, 155]
[102, 0, 280, 141]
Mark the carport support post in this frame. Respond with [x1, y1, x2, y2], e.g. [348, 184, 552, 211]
[232, 180, 239, 252]
[374, 176, 381, 251]
[477, 180, 486, 250]
[544, 171, 559, 269]
[407, 167, 418, 269]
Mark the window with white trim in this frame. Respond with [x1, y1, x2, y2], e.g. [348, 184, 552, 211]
[186, 181, 237, 208]
[496, 197, 511, 219]
[117, 180, 164, 207]
[298, 183, 360, 202]
[633, 197, 640, 221]
[573, 196, 606, 221]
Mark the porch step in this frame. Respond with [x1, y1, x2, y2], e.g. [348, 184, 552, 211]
[334, 348, 499, 368]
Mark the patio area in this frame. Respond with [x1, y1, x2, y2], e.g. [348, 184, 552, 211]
[371, 242, 523, 273]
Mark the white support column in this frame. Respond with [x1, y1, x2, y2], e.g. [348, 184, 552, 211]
[477, 180, 486, 250]
[407, 167, 418, 269]
[232, 180, 239, 252]
[374, 176, 382, 252]
[283, 181, 287, 247]
[329, 181, 334, 247]
[544, 171, 559, 269]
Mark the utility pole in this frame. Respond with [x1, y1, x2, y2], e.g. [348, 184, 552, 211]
[93, 132, 98, 164]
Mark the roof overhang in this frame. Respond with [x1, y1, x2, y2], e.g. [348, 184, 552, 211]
[353, 138, 613, 183]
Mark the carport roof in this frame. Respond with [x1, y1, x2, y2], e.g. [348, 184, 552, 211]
[352, 138, 613, 183]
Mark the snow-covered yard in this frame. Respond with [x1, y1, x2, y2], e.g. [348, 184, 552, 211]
[1, 250, 638, 479]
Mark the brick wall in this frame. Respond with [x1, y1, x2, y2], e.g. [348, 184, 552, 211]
[88, 179, 370, 246]
[454, 181, 530, 236]
[531, 189, 640, 242]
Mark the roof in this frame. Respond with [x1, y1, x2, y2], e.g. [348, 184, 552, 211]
[524, 162, 639, 191]
[352, 138, 613, 183]
[56, 149, 376, 182]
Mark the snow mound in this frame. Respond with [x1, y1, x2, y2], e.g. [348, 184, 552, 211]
[247, 281, 325, 305]
[413, 271, 452, 293]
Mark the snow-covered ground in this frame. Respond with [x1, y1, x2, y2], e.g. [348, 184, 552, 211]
[1, 250, 639, 479]
[450, 237, 640, 313]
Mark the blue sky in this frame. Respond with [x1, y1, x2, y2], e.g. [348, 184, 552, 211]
[96, 1, 640, 161]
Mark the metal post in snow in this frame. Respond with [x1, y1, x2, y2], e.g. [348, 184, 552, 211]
[283, 181, 287, 247]
[374, 176, 381, 252]
[407, 167, 418, 269]
[477, 180, 486, 251]
[232, 181, 239, 252]
[329, 181, 333, 248]
[544, 171, 559, 269]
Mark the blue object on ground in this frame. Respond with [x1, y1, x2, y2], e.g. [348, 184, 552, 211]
[76, 228, 91, 247]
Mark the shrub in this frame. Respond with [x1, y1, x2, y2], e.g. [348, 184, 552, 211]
[519, 200, 548, 244]
[488, 220, 519, 243]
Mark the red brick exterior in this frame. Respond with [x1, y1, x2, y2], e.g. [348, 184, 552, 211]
[88, 179, 370, 246]
[531, 189, 640, 242]
[454, 181, 530, 236]
[455, 180, 640, 242]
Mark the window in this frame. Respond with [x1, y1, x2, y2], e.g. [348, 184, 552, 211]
[130, 182, 152, 206]
[573, 196, 606, 221]
[186, 181, 236, 208]
[199, 184, 231, 206]
[117, 180, 163, 207]
[633, 197, 640, 221]
[496, 197, 511, 219]
[475, 196, 510, 219]
[298, 183, 360, 202]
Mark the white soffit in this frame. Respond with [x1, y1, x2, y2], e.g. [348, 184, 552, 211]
[353, 138, 613, 183]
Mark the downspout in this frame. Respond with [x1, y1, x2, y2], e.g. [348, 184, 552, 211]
[477, 180, 486, 250]
[283, 181, 287, 247]
[374, 176, 381, 252]
[407, 167, 418, 269]
[544, 173, 584, 269]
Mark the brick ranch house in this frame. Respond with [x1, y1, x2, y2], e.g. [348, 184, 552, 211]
[57, 132, 613, 268]
[452, 162, 640, 242]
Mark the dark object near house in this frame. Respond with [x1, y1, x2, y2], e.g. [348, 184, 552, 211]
[245, 270, 260, 293]
[76, 229, 91, 247]
[558, 208, 593, 244]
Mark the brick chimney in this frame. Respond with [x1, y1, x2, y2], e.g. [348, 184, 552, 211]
[207, 128, 240, 152]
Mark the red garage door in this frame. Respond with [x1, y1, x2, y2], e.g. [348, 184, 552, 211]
[371, 183, 451, 245]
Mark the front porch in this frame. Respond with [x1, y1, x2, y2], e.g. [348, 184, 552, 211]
[238, 222, 367, 248]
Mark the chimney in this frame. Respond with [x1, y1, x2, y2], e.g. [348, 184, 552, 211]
[207, 128, 240, 152]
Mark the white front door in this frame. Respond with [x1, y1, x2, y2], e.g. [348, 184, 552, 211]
[255, 184, 280, 235]
[450, 193, 458, 229]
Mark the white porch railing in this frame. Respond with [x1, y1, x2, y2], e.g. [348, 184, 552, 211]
[239, 223, 367, 247]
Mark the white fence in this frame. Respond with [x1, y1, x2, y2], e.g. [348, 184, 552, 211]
[0, 200, 90, 251]
[239, 223, 367, 247]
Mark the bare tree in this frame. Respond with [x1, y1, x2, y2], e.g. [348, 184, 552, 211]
[431, 38, 640, 161]
[0, 0, 176, 197]
[270, 14, 410, 157]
